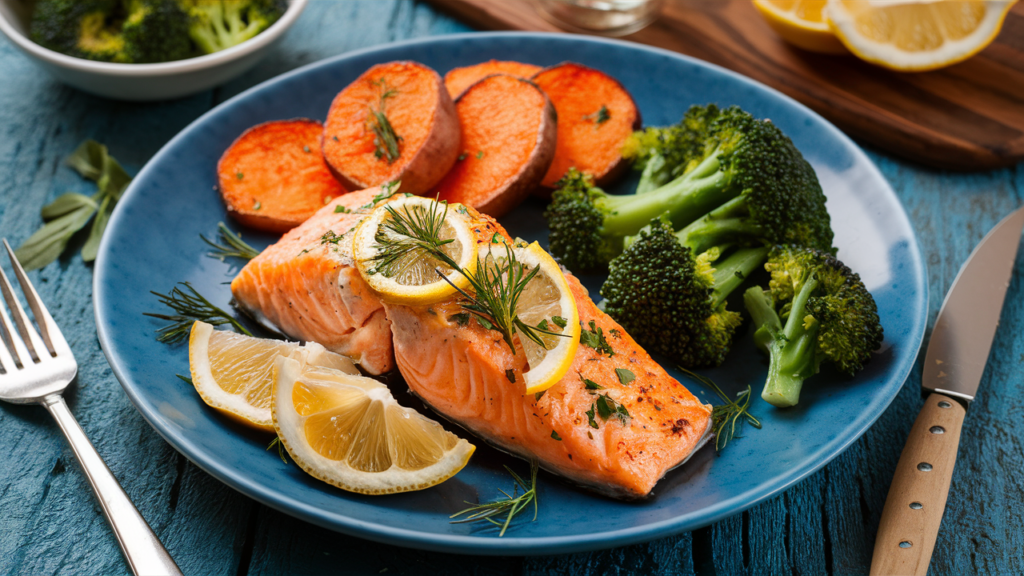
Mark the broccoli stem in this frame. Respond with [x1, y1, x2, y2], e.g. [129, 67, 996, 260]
[743, 286, 780, 354]
[710, 247, 769, 307]
[599, 160, 736, 236]
[761, 277, 820, 408]
[636, 152, 668, 194]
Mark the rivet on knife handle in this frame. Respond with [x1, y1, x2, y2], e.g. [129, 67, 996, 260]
[870, 393, 966, 576]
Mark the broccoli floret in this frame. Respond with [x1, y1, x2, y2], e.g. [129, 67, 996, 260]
[545, 106, 833, 272]
[122, 0, 193, 63]
[601, 217, 768, 367]
[183, 0, 286, 54]
[622, 104, 722, 194]
[31, 0, 127, 62]
[744, 246, 884, 408]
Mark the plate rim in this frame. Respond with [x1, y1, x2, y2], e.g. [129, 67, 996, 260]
[94, 31, 928, 555]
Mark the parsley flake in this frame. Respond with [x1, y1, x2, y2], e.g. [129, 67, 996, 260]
[552, 316, 567, 329]
[334, 205, 351, 214]
[505, 369, 516, 383]
[551, 430, 562, 441]
[450, 312, 470, 326]
[580, 321, 614, 356]
[615, 368, 635, 386]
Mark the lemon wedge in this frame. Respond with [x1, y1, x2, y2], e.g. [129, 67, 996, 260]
[827, 0, 1016, 71]
[188, 321, 358, 431]
[478, 241, 580, 395]
[753, 0, 848, 54]
[272, 357, 475, 494]
[352, 196, 477, 305]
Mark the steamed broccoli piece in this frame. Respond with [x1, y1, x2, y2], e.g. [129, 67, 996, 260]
[122, 0, 193, 63]
[601, 217, 768, 367]
[544, 106, 833, 272]
[184, 0, 286, 54]
[31, 0, 126, 62]
[622, 104, 722, 194]
[744, 246, 884, 408]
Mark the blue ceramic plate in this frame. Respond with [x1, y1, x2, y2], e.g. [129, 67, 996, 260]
[95, 33, 927, 556]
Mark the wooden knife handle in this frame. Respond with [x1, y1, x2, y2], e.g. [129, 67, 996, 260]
[870, 393, 966, 576]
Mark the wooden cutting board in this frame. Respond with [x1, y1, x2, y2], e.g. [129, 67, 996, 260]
[426, 0, 1024, 171]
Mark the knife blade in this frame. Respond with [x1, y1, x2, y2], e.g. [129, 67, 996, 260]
[870, 206, 1024, 576]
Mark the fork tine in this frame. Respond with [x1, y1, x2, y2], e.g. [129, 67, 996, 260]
[0, 298, 20, 371]
[0, 250, 47, 362]
[3, 239, 59, 356]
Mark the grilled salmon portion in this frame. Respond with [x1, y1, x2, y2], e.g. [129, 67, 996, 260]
[386, 215, 713, 499]
[231, 187, 394, 375]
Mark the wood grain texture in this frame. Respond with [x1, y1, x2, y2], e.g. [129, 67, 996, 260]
[0, 2, 1023, 575]
[871, 393, 967, 576]
[426, 0, 1024, 171]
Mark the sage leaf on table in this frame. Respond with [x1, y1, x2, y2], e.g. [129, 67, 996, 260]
[15, 140, 131, 270]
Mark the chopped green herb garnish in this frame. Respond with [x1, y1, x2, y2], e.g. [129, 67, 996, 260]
[477, 316, 495, 331]
[615, 368, 635, 386]
[586, 404, 598, 429]
[334, 205, 351, 214]
[476, 150, 484, 159]
[321, 230, 344, 245]
[580, 321, 614, 356]
[535, 390, 546, 401]
[450, 313, 470, 326]
[491, 232, 503, 244]
[582, 376, 603, 390]
[451, 462, 538, 537]
[583, 105, 610, 126]
[176, 374, 193, 386]
[678, 366, 761, 452]
[551, 430, 562, 441]
[266, 437, 289, 465]
[552, 316, 567, 328]
[506, 369, 516, 383]
[458, 153, 467, 161]
[536, 319, 549, 331]
[236, 172, 244, 180]
[303, 145, 311, 153]
[369, 78, 403, 163]
[332, 135, 340, 142]
[253, 201, 262, 210]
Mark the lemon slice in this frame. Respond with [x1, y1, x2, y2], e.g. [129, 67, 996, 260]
[753, 0, 847, 54]
[478, 241, 581, 394]
[352, 196, 477, 305]
[827, 0, 1016, 71]
[188, 321, 359, 431]
[272, 357, 475, 494]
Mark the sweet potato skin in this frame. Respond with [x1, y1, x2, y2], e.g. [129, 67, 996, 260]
[444, 60, 543, 99]
[435, 74, 556, 218]
[321, 61, 460, 196]
[217, 119, 346, 233]
[531, 62, 642, 191]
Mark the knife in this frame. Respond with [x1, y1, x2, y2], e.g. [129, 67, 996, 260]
[870, 206, 1024, 576]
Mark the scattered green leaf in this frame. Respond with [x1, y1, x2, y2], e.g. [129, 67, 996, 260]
[615, 368, 635, 386]
[144, 282, 251, 344]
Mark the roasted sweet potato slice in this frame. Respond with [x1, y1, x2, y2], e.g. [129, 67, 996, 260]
[218, 119, 347, 233]
[435, 74, 556, 218]
[444, 60, 542, 99]
[322, 61, 460, 195]
[531, 62, 641, 189]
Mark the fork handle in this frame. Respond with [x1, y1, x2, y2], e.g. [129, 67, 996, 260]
[43, 395, 182, 576]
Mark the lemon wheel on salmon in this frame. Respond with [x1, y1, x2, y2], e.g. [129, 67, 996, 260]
[827, 0, 1017, 72]
[188, 321, 359, 431]
[272, 358, 475, 494]
[353, 195, 477, 305]
[752, 0, 847, 54]
[478, 241, 580, 395]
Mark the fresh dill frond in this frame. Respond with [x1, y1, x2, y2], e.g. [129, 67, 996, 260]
[176, 374, 194, 385]
[201, 222, 260, 261]
[267, 437, 289, 465]
[450, 461, 538, 536]
[144, 282, 252, 344]
[369, 200, 456, 278]
[369, 78, 402, 163]
[678, 366, 761, 452]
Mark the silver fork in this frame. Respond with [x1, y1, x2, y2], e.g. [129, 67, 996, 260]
[0, 240, 182, 576]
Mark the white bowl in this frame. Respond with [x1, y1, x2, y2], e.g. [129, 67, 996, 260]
[0, 0, 307, 101]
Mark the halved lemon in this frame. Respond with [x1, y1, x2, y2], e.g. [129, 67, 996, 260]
[478, 240, 580, 395]
[827, 0, 1016, 71]
[188, 321, 358, 431]
[272, 358, 475, 494]
[753, 0, 848, 54]
[352, 196, 477, 305]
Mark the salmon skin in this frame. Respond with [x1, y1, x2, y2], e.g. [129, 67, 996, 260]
[231, 187, 395, 375]
[386, 212, 713, 499]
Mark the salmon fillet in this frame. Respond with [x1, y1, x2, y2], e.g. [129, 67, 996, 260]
[386, 213, 713, 499]
[231, 187, 394, 375]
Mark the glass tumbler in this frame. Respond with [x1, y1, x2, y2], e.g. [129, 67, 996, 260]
[535, 0, 665, 37]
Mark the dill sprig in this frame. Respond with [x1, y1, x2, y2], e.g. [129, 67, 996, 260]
[450, 461, 538, 536]
[201, 222, 260, 261]
[144, 282, 252, 343]
[267, 437, 289, 465]
[370, 200, 566, 355]
[369, 79, 402, 163]
[677, 366, 761, 452]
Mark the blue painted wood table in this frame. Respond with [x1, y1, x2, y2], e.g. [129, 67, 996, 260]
[1, 2, 1022, 575]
